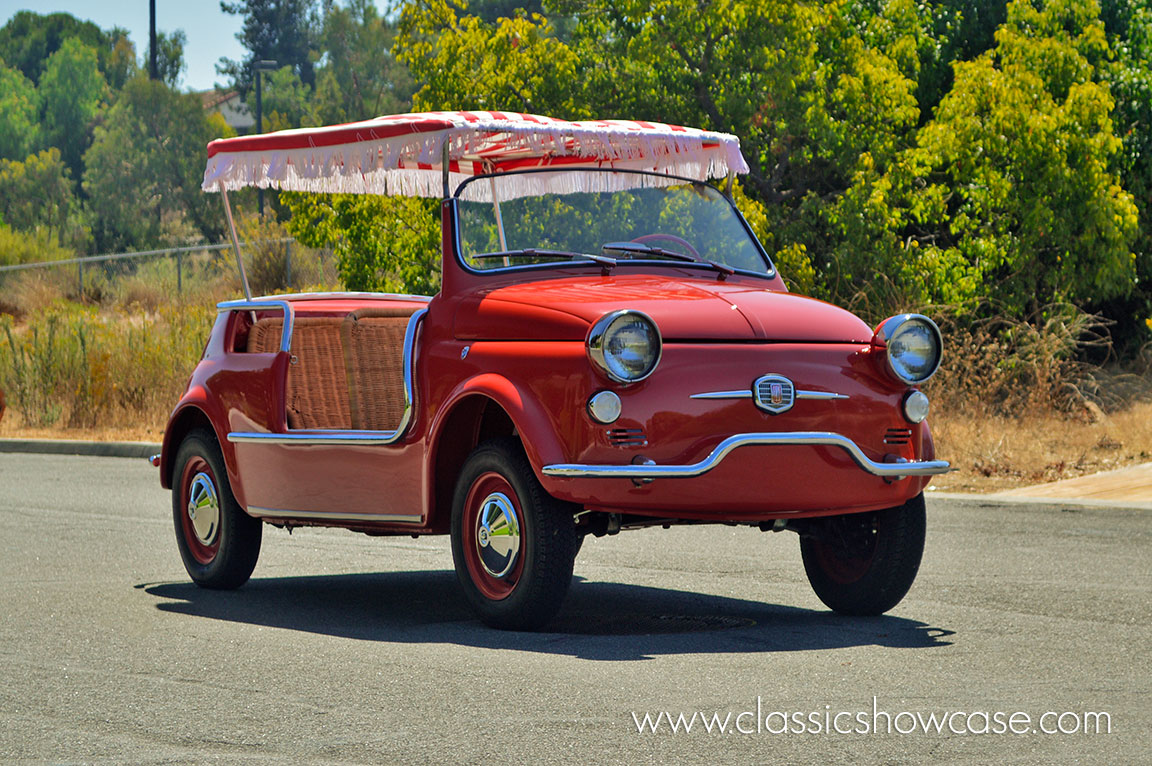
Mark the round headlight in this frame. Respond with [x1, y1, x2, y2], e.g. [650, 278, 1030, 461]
[587, 310, 661, 383]
[874, 314, 942, 384]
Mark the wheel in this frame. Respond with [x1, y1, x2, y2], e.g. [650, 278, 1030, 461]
[172, 428, 262, 589]
[632, 232, 702, 259]
[799, 493, 925, 615]
[450, 438, 579, 631]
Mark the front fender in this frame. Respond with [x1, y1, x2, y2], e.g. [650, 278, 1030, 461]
[429, 372, 569, 476]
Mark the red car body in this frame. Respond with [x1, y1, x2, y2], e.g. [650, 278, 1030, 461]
[160, 112, 948, 629]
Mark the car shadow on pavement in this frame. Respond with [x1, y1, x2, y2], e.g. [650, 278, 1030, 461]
[142, 572, 954, 661]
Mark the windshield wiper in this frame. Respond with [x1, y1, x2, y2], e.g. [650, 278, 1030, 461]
[600, 242, 735, 279]
[601, 241, 696, 261]
[472, 249, 617, 267]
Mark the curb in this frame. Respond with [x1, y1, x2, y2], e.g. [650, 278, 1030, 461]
[0, 439, 161, 459]
[927, 490, 1152, 511]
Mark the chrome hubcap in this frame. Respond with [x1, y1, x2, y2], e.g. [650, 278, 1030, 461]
[475, 492, 520, 578]
[187, 472, 220, 546]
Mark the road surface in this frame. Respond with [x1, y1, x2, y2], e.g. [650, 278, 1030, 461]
[0, 453, 1147, 764]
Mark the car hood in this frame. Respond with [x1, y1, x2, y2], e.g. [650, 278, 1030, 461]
[453, 274, 873, 343]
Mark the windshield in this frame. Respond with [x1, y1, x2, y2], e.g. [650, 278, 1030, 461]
[454, 170, 772, 276]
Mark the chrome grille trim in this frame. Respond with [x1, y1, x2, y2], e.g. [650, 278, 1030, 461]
[690, 389, 848, 401]
[753, 374, 795, 414]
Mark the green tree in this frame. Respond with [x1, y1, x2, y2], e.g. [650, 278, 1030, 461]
[880, 0, 1138, 312]
[218, 0, 321, 97]
[0, 148, 76, 247]
[155, 29, 188, 87]
[0, 11, 106, 84]
[0, 11, 133, 88]
[259, 65, 315, 130]
[83, 77, 230, 251]
[39, 38, 107, 185]
[104, 27, 138, 91]
[398, 0, 584, 116]
[312, 0, 414, 124]
[0, 61, 39, 161]
[283, 192, 441, 295]
[1097, 0, 1152, 348]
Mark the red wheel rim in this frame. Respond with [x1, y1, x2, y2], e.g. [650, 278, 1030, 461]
[179, 456, 221, 565]
[461, 472, 526, 601]
[810, 513, 879, 585]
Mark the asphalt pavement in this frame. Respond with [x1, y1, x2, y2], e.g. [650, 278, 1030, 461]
[0, 452, 1147, 764]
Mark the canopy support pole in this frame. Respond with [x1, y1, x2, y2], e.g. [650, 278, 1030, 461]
[725, 169, 735, 198]
[441, 140, 451, 199]
[220, 183, 253, 301]
[489, 177, 509, 264]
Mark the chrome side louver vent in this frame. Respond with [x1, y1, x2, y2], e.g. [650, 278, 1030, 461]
[883, 428, 913, 445]
[608, 428, 648, 447]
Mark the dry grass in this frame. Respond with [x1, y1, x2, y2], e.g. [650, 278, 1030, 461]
[929, 401, 1152, 492]
[0, 418, 166, 443]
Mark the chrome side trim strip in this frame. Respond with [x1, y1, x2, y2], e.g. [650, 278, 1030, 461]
[217, 298, 296, 353]
[225, 308, 428, 447]
[229, 431, 402, 445]
[796, 390, 850, 401]
[541, 431, 950, 479]
[690, 390, 848, 401]
[690, 390, 752, 399]
[247, 506, 421, 523]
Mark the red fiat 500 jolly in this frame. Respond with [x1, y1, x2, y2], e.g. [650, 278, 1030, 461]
[157, 111, 949, 630]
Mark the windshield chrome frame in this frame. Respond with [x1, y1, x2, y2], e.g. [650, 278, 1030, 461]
[451, 168, 777, 280]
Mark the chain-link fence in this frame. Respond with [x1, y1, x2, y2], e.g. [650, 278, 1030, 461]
[0, 238, 338, 313]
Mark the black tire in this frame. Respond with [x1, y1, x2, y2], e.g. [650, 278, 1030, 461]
[450, 438, 579, 630]
[172, 428, 262, 589]
[799, 493, 926, 615]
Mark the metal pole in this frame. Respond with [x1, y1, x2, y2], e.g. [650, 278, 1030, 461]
[149, 0, 157, 80]
[284, 240, 291, 288]
[255, 70, 264, 215]
[489, 176, 508, 266]
[176, 251, 182, 294]
[220, 184, 253, 301]
[441, 140, 451, 199]
[251, 60, 278, 216]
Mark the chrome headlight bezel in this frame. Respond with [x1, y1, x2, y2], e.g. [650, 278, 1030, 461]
[874, 314, 943, 385]
[586, 310, 662, 384]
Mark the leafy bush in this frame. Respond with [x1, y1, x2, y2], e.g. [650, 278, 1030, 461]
[927, 303, 1117, 417]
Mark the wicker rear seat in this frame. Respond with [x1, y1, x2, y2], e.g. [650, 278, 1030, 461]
[246, 307, 417, 432]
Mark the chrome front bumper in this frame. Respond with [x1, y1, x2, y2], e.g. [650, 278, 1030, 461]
[541, 431, 950, 479]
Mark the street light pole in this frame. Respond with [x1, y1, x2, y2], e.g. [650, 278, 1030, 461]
[149, 0, 157, 80]
[252, 60, 278, 215]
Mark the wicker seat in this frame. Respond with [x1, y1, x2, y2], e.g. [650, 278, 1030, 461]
[342, 307, 417, 431]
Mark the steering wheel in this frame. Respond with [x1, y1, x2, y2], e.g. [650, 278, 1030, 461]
[632, 233, 703, 260]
